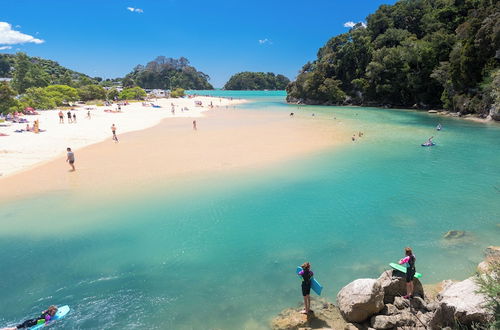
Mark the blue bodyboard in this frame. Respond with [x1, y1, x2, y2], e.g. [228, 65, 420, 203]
[29, 305, 70, 329]
[296, 266, 323, 295]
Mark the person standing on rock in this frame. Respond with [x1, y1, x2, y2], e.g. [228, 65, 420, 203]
[298, 262, 313, 314]
[399, 247, 416, 299]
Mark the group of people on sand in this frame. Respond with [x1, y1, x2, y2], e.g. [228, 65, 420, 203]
[298, 247, 416, 315]
[58, 110, 78, 124]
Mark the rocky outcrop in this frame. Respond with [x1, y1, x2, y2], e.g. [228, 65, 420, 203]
[271, 297, 348, 330]
[272, 247, 497, 329]
[376, 269, 424, 304]
[429, 277, 494, 328]
[443, 230, 466, 239]
[477, 246, 500, 274]
[336, 279, 384, 323]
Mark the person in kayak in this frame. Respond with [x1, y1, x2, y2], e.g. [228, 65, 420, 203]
[298, 262, 313, 314]
[2, 305, 58, 329]
[399, 247, 416, 299]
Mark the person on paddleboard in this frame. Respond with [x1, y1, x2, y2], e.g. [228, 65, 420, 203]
[2, 305, 58, 329]
[298, 262, 313, 314]
[399, 247, 416, 299]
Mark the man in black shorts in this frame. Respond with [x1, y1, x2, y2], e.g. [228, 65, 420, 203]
[66, 147, 75, 171]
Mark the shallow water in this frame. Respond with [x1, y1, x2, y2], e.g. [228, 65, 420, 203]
[1, 91, 499, 329]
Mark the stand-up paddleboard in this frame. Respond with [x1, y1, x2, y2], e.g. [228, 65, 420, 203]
[421, 142, 436, 147]
[296, 267, 323, 295]
[29, 305, 70, 330]
[389, 263, 422, 278]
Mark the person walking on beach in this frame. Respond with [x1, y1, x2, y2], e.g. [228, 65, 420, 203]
[398, 247, 416, 299]
[58, 111, 64, 123]
[66, 148, 75, 171]
[298, 262, 313, 314]
[111, 124, 118, 142]
[192, 120, 197, 130]
[87, 110, 91, 119]
[72, 113, 77, 123]
[67, 111, 72, 123]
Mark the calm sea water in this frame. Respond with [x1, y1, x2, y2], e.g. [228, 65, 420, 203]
[1, 91, 499, 329]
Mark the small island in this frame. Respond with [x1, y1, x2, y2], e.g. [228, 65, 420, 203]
[224, 72, 290, 90]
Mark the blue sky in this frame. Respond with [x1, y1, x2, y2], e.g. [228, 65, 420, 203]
[0, 0, 396, 88]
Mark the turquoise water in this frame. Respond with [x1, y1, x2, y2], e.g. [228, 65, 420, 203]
[1, 91, 499, 329]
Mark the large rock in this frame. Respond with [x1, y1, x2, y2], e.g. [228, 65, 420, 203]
[271, 298, 348, 330]
[429, 276, 493, 328]
[337, 279, 384, 323]
[376, 269, 424, 304]
[370, 311, 416, 329]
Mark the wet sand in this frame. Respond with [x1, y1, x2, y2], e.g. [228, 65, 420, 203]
[0, 109, 350, 201]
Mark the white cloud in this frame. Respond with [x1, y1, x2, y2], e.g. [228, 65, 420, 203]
[0, 22, 44, 45]
[343, 21, 367, 28]
[127, 7, 144, 13]
[0, 46, 12, 50]
[258, 38, 272, 45]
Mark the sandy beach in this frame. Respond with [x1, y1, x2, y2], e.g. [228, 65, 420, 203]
[0, 101, 350, 201]
[0, 96, 244, 178]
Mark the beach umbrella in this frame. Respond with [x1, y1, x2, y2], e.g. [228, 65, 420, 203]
[25, 107, 34, 111]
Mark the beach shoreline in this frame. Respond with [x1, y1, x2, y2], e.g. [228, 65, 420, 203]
[0, 96, 245, 178]
[0, 104, 351, 202]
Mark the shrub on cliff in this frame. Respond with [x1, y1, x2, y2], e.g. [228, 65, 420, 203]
[475, 260, 500, 329]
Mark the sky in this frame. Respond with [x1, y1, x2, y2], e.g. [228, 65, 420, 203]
[0, 0, 396, 88]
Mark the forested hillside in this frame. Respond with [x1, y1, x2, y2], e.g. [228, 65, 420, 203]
[286, 0, 499, 118]
[123, 56, 213, 90]
[0, 53, 98, 92]
[224, 72, 290, 90]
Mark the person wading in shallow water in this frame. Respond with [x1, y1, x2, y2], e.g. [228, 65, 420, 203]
[298, 262, 313, 314]
[399, 247, 416, 299]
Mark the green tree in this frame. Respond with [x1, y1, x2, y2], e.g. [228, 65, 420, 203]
[21, 87, 56, 109]
[12, 52, 31, 93]
[119, 87, 147, 100]
[106, 88, 120, 100]
[0, 57, 11, 77]
[78, 84, 106, 101]
[45, 85, 79, 106]
[170, 88, 185, 98]
[0, 82, 20, 114]
[26, 64, 51, 88]
[60, 71, 73, 86]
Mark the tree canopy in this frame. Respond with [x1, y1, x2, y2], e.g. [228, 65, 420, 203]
[223, 72, 290, 90]
[287, 0, 500, 118]
[123, 56, 213, 90]
[2, 53, 99, 93]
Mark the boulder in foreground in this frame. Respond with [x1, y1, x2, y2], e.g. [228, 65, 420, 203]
[336, 279, 384, 323]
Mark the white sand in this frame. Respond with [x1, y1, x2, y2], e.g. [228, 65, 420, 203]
[0, 96, 245, 177]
